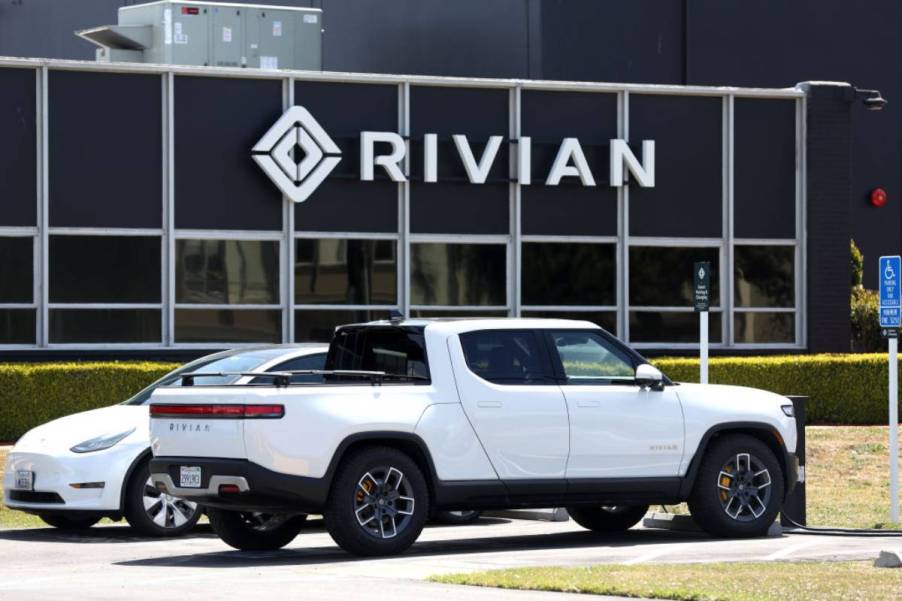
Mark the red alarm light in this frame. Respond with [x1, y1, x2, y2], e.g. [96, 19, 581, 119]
[871, 188, 888, 208]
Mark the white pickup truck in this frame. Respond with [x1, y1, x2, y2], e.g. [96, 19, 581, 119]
[149, 318, 798, 556]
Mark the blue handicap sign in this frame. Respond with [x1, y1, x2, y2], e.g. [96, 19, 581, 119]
[880, 255, 902, 328]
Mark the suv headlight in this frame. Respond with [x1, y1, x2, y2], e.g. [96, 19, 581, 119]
[70, 428, 135, 454]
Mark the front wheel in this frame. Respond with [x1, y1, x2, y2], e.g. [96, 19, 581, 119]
[208, 509, 306, 551]
[566, 505, 648, 533]
[124, 460, 201, 537]
[688, 434, 784, 538]
[39, 514, 101, 530]
[323, 446, 429, 556]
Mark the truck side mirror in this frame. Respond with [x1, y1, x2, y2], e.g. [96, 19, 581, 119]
[635, 364, 664, 391]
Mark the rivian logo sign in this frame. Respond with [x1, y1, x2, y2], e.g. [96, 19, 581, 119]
[254, 106, 655, 203]
[252, 106, 342, 203]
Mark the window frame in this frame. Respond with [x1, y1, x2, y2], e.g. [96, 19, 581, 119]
[0, 230, 38, 348]
[545, 329, 641, 385]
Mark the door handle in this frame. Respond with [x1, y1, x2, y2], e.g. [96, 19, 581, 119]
[576, 400, 601, 408]
[477, 401, 503, 408]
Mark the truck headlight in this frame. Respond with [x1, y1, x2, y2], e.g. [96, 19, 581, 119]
[781, 404, 795, 418]
[70, 428, 135, 454]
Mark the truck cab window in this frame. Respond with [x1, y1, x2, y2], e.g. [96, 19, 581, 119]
[326, 327, 429, 382]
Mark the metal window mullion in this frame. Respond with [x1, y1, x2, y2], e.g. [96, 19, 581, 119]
[521, 305, 618, 311]
[627, 237, 724, 247]
[408, 234, 510, 244]
[295, 304, 399, 311]
[409, 305, 510, 312]
[510, 86, 521, 317]
[521, 234, 618, 244]
[38, 66, 49, 348]
[618, 90, 628, 341]
[400, 82, 410, 317]
[294, 231, 399, 240]
[165, 70, 176, 346]
[173, 229, 285, 240]
[797, 96, 808, 347]
[283, 76, 294, 343]
[632, 306, 724, 313]
[725, 94, 735, 346]
[47, 227, 163, 236]
[47, 303, 163, 310]
[0, 303, 38, 310]
[0, 227, 38, 236]
[161, 72, 172, 346]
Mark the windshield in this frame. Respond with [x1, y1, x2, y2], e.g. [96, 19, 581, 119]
[122, 352, 279, 405]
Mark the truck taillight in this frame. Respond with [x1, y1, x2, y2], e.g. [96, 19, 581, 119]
[150, 404, 284, 419]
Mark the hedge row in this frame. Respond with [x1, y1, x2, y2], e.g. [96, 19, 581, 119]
[652, 354, 899, 425]
[0, 354, 898, 441]
[0, 362, 178, 442]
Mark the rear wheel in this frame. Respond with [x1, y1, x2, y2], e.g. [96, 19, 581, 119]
[566, 505, 649, 533]
[432, 510, 482, 525]
[124, 459, 201, 537]
[323, 446, 429, 556]
[208, 508, 306, 551]
[688, 434, 784, 538]
[39, 514, 100, 530]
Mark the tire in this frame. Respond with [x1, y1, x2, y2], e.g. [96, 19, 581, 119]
[323, 446, 429, 557]
[124, 459, 201, 537]
[566, 505, 649, 533]
[688, 434, 784, 538]
[39, 514, 100, 530]
[208, 508, 306, 551]
[432, 510, 482, 525]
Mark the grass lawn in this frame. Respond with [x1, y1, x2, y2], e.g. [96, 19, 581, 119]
[432, 561, 902, 601]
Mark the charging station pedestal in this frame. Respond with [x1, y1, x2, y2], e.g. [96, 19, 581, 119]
[781, 395, 807, 527]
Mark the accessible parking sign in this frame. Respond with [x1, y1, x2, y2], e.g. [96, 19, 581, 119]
[879, 255, 901, 329]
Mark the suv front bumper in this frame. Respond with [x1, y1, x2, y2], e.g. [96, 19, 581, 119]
[150, 457, 329, 513]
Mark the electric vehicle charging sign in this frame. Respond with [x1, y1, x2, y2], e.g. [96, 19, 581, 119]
[693, 261, 710, 312]
[879, 255, 901, 328]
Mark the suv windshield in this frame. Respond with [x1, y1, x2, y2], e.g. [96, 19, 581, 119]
[122, 352, 279, 405]
[325, 327, 429, 382]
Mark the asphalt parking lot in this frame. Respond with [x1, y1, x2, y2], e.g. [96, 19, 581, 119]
[0, 516, 898, 600]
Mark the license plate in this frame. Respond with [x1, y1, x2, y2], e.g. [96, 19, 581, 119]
[14, 470, 33, 491]
[179, 466, 202, 488]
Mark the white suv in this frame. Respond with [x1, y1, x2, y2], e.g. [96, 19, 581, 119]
[149, 318, 798, 556]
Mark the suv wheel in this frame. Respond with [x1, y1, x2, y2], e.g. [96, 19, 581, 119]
[688, 434, 784, 538]
[124, 459, 201, 537]
[208, 508, 306, 551]
[39, 514, 101, 530]
[566, 505, 648, 532]
[432, 510, 482, 525]
[323, 446, 429, 556]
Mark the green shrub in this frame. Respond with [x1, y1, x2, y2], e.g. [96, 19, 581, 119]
[851, 286, 882, 352]
[0, 362, 178, 442]
[652, 354, 899, 425]
[851, 239, 864, 288]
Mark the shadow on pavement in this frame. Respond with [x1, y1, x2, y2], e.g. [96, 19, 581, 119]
[115, 527, 710, 569]
[0, 522, 219, 544]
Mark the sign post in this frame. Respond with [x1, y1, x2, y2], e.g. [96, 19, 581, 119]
[694, 261, 711, 385]
[879, 255, 901, 524]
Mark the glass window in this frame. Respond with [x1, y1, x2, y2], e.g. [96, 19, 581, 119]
[735, 245, 795, 308]
[411, 243, 506, 306]
[630, 311, 723, 344]
[50, 236, 160, 303]
[551, 331, 635, 381]
[522, 243, 615, 306]
[174, 309, 281, 343]
[295, 239, 396, 305]
[734, 312, 794, 344]
[629, 247, 719, 307]
[0, 237, 33, 303]
[176, 239, 279, 305]
[49, 309, 160, 343]
[521, 310, 616, 334]
[256, 352, 328, 384]
[0, 309, 35, 344]
[296, 310, 391, 343]
[326, 327, 429, 381]
[459, 330, 547, 384]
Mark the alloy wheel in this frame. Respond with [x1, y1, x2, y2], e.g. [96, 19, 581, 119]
[142, 476, 198, 529]
[353, 466, 415, 539]
[716, 452, 773, 522]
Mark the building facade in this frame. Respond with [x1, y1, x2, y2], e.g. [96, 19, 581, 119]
[0, 56, 854, 356]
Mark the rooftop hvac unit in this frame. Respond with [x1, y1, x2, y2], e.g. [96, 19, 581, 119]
[76, 1, 322, 70]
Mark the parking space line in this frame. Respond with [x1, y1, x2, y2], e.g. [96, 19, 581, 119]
[622, 545, 685, 565]
[761, 540, 822, 561]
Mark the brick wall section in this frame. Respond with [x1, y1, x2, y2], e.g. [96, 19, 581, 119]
[803, 82, 853, 352]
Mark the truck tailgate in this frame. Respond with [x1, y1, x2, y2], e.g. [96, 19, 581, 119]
[149, 387, 251, 459]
